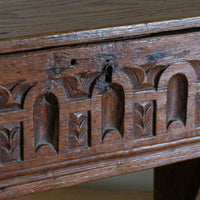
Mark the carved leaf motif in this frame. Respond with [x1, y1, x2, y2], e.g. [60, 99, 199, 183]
[0, 127, 19, 155]
[0, 81, 34, 110]
[0, 125, 21, 164]
[123, 65, 167, 89]
[72, 115, 87, 142]
[0, 128, 9, 150]
[79, 72, 102, 97]
[11, 82, 34, 105]
[123, 67, 144, 89]
[61, 72, 101, 99]
[69, 112, 89, 149]
[189, 60, 200, 80]
[134, 102, 154, 139]
[62, 76, 83, 98]
[146, 65, 167, 88]
[0, 87, 10, 106]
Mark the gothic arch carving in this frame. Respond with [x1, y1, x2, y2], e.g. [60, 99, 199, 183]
[157, 62, 197, 134]
[23, 81, 67, 159]
[90, 64, 132, 146]
[166, 74, 188, 129]
[33, 93, 59, 154]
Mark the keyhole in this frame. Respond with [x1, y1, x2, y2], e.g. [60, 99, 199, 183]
[71, 59, 77, 66]
[104, 64, 113, 83]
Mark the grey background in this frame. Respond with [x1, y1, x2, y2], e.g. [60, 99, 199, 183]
[76, 169, 153, 191]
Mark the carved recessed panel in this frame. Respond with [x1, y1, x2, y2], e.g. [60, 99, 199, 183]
[0, 123, 22, 164]
[68, 111, 90, 150]
[34, 93, 59, 155]
[166, 74, 188, 130]
[102, 83, 124, 144]
[133, 101, 155, 139]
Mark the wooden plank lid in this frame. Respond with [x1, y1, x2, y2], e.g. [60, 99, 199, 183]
[0, 0, 200, 53]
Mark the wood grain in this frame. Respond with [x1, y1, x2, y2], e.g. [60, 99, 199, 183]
[0, 0, 200, 40]
[0, 1, 200, 54]
[0, 30, 200, 199]
[1, 2, 200, 199]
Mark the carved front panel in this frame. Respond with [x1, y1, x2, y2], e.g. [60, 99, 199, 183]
[0, 32, 200, 181]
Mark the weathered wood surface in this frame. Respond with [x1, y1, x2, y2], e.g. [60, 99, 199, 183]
[0, 0, 200, 53]
[1, 1, 200, 198]
[1, 0, 200, 40]
[0, 29, 200, 199]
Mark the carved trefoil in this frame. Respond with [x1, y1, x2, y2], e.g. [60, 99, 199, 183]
[68, 111, 91, 150]
[133, 101, 155, 139]
[0, 123, 22, 164]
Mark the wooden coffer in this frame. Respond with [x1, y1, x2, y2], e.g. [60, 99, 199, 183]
[1, 20, 200, 199]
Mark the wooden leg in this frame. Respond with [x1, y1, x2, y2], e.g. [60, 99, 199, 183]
[154, 158, 200, 200]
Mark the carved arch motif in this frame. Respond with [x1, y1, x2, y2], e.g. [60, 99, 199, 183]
[33, 93, 59, 154]
[166, 74, 188, 129]
[157, 62, 197, 134]
[101, 83, 124, 144]
[91, 62, 133, 146]
[23, 81, 67, 159]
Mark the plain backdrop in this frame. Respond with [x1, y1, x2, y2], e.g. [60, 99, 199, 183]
[75, 169, 153, 191]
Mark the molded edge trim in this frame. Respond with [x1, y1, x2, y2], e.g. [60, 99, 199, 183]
[1, 137, 200, 199]
[0, 16, 200, 54]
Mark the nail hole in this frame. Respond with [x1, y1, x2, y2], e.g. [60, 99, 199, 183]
[71, 59, 77, 66]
